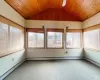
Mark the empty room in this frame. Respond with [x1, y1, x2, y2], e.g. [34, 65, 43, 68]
[0, 0, 100, 80]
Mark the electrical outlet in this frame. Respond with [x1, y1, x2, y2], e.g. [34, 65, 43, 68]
[12, 58, 14, 61]
[65, 51, 68, 53]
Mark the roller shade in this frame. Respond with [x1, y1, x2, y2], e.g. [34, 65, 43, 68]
[66, 29, 82, 32]
[26, 28, 44, 33]
[47, 28, 64, 33]
[0, 15, 24, 31]
[83, 24, 100, 32]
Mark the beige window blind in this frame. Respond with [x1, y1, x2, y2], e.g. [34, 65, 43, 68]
[26, 28, 45, 48]
[9, 26, 24, 52]
[66, 29, 82, 48]
[0, 22, 8, 56]
[84, 29, 100, 50]
[47, 28, 64, 48]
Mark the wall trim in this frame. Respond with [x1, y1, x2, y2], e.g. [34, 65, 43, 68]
[26, 56, 83, 60]
[84, 57, 100, 68]
[0, 59, 26, 80]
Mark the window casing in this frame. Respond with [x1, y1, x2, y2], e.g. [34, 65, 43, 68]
[47, 29, 64, 48]
[27, 28, 44, 48]
[28, 32, 44, 48]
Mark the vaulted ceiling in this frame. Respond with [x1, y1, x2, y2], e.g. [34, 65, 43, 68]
[5, 0, 100, 21]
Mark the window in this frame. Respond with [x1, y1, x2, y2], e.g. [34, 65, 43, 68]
[66, 29, 81, 48]
[84, 29, 100, 50]
[47, 28, 64, 48]
[10, 26, 24, 51]
[27, 28, 44, 48]
[28, 32, 44, 48]
[0, 22, 8, 55]
[0, 15, 24, 57]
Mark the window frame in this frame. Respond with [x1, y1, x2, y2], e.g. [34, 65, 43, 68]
[27, 28, 45, 49]
[66, 29, 82, 49]
[46, 28, 64, 49]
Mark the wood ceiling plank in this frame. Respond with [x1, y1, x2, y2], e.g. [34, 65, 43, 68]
[5, 0, 100, 21]
[48, 0, 63, 8]
[37, 0, 48, 10]
[64, 0, 100, 20]
[31, 8, 80, 21]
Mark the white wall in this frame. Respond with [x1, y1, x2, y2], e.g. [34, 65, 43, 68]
[27, 49, 83, 60]
[83, 12, 100, 66]
[26, 20, 83, 60]
[0, 0, 25, 27]
[0, 50, 25, 77]
[84, 50, 100, 66]
[26, 20, 82, 29]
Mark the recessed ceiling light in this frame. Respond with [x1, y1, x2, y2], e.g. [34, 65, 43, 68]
[62, 0, 67, 7]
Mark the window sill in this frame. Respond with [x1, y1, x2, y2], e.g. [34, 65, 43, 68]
[28, 47, 45, 49]
[46, 47, 64, 49]
[84, 48, 100, 52]
[66, 48, 82, 49]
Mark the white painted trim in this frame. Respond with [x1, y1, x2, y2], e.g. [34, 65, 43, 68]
[0, 59, 26, 80]
[84, 57, 100, 67]
[27, 56, 83, 60]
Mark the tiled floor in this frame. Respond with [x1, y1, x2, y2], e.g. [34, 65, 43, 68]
[4, 60, 100, 80]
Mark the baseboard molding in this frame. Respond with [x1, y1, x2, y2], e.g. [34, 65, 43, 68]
[84, 57, 100, 67]
[27, 56, 83, 60]
[0, 59, 26, 80]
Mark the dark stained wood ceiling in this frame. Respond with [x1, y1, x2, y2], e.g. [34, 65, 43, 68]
[5, 0, 100, 21]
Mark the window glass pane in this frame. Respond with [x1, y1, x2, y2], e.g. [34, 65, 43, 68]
[37, 33, 44, 47]
[47, 32, 62, 48]
[47, 32, 55, 48]
[66, 32, 81, 48]
[28, 32, 44, 48]
[84, 29, 99, 50]
[10, 26, 24, 51]
[0, 22, 8, 54]
[28, 32, 36, 48]
[66, 33, 73, 48]
[55, 32, 62, 47]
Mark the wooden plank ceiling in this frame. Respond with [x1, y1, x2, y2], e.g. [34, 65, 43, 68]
[5, 0, 100, 21]
[31, 8, 80, 21]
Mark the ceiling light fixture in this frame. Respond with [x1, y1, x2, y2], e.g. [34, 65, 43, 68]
[62, 0, 67, 7]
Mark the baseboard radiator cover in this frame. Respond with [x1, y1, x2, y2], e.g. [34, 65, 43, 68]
[84, 57, 100, 68]
[0, 59, 26, 80]
[26, 56, 83, 60]
[0, 56, 84, 80]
